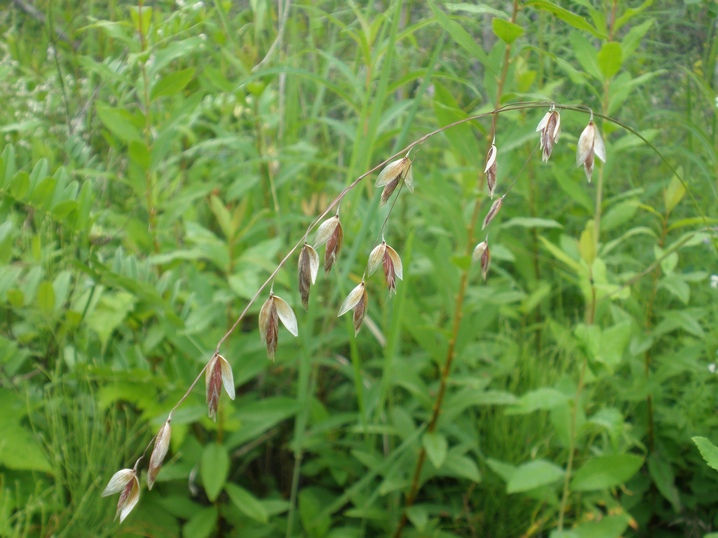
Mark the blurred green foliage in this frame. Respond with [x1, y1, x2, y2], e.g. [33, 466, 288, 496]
[0, 0, 717, 536]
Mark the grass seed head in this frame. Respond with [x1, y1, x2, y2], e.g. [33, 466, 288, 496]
[576, 120, 606, 183]
[102, 469, 140, 523]
[482, 196, 504, 230]
[485, 144, 498, 198]
[314, 216, 344, 273]
[481, 243, 492, 281]
[147, 419, 171, 490]
[298, 244, 319, 310]
[376, 157, 413, 205]
[205, 353, 235, 420]
[259, 295, 298, 360]
[338, 282, 368, 335]
[537, 109, 561, 162]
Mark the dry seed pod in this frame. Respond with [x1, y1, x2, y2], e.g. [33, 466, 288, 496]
[205, 353, 236, 420]
[482, 196, 504, 230]
[576, 120, 606, 183]
[259, 294, 299, 360]
[376, 157, 413, 206]
[298, 244, 319, 310]
[102, 469, 140, 523]
[484, 143, 498, 198]
[314, 216, 344, 273]
[147, 419, 171, 490]
[368, 241, 404, 295]
[338, 282, 368, 335]
[536, 109, 561, 162]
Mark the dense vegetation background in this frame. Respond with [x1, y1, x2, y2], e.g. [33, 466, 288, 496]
[0, 0, 717, 536]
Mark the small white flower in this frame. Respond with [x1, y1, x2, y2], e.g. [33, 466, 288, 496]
[710, 274, 718, 289]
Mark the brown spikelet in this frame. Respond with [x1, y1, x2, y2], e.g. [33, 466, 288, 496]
[536, 109, 561, 162]
[338, 282, 368, 335]
[481, 244, 491, 281]
[324, 221, 343, 273]
[482, 196, 504, 230]
[205, 355, 222, 420]
[376, 157, 413, 205]
[148, 419, 171, 490]
[259, 296, 279, 360]
[298, 244, 319, 310]
[380, 178, 400, 206]
[485, 144, 498, 198]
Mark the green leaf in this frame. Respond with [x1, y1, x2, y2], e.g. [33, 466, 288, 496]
[151, 67, 196, 100]
[96, 103, 143, 143]
[658, 274, 690, 304]
[200, 444, 230, 502]
[492, 18, 524, 44]
[600, 201, 638, 232]
[427, 0, 489, 65]
[129, 141, 151, 171]
[525, 1, 605, 38]
[571, 454, 643, 491]
[432, 81, 482, 167]
[647, 453, 681, 512]
[621, 19, 653, 57]
[182, 507, 217, 538]
[441, 452, 481, 482]
[86, 291, 136, 349]
[570, 514, 630, 538]
[423, 432, 448, 469]
[36, 281, 55, 314]
[506, 388, 570, 415]
[597, 42, 623, 79]
[654, 310, 705, 339]
[9, 171, 30, 199]
[406, 505, 429, 532]
[569, 32, 602, 80]
[0, 389, 52, 473]
[299, 487, 332, 537]
[539, 236, 582, 272]
[507, 460, 565, 493]
[502, 217, 563, 229]
[692, 437, 718, 472]
[664, 174, 686, 213]
[225, 483, 268, 523]
[579, 222, 596, 266]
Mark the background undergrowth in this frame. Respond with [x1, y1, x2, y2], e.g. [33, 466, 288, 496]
[0, 0, 717, 537]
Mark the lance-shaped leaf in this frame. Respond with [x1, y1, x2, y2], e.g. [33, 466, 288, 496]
[485, 144, 498, 198]
[205, 353, 235, 420]
[536, 109, 561, 162]
[298, 244, 319, 310]
[259, 294, 298, 360]
[576, 120, 606, 183]
[367, 241, 403, 294]
[148, 419, 171, 490]
[102, 469, 140, 523]
[338, 282, 368, 335]
[314, 216, 344, 273]
[482, 196, 504, 230]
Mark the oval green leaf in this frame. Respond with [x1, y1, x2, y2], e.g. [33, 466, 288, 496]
[201, 443, 230, 501]
[570, 454, 643, 491]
